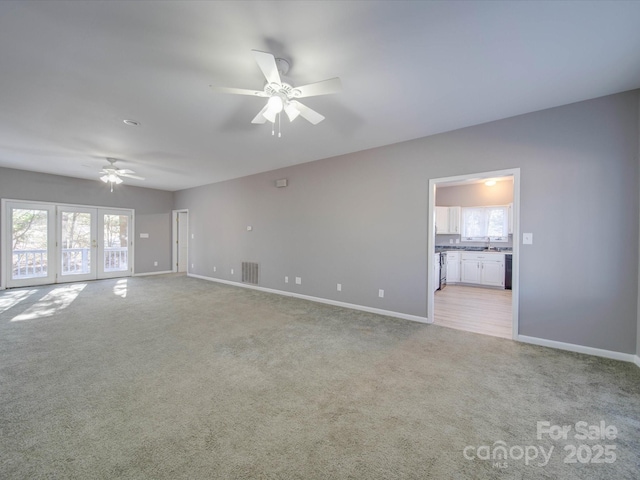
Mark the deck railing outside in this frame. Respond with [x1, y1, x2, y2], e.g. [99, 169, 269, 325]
[12, 247, 128, 278]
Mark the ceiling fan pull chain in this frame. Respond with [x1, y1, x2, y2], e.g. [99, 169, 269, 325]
[278, 112, 282, 138]
[272, 120, 275, 136]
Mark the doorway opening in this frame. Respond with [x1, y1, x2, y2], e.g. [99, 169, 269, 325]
[1, 199, 133, 289]
[427, 169, 520, 339]
[172, 210, 189, 273]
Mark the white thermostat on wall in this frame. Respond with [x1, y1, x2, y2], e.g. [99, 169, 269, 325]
[275, 178, 288, 188]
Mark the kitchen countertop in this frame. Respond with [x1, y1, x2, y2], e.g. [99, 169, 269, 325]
[436, 247, 512, 255]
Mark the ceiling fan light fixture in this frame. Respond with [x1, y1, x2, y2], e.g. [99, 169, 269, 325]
[267, 95, 283, 112]
[101, 173, 123, 184]
[263, 96, 284, 123]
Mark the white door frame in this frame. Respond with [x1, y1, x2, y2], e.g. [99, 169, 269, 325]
[428, 168, 520, 339]
[172, 209, 189, 273]
[97, 208, 135, 279]
[57, 205, 98, 283]
[1, 199, 134, 289]
[1, 200, 57, 288]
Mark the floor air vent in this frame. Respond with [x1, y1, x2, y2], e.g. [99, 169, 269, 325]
[242, 262, 259, 285]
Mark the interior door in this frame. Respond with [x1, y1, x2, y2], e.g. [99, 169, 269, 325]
[98, 209, 132, 279]
[5, 201, 56, 288]
[178, 211, 188, 272]
[58, 206, 97, 282]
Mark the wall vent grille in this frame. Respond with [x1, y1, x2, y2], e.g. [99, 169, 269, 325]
[242, 262, 259, 285]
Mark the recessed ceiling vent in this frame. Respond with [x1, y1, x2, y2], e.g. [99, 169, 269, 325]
[242, 262, 259, 285]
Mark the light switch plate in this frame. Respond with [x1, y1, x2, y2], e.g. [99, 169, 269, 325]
[295, 277, 301, 285]
[523, 233, 533, 245]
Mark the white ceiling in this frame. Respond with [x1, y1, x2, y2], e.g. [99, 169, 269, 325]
[1, 1, 640, 192]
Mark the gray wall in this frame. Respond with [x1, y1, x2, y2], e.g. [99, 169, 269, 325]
[436, 180, 514, 206]
[176, 90, 639, 355]
[0, 167, 174, 274]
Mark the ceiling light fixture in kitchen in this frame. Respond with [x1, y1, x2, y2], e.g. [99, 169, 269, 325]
[484, 180, 497, 186]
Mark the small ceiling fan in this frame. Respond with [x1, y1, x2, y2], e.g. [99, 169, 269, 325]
[210, 50, 342, 135]
[99, 158, 144, 192]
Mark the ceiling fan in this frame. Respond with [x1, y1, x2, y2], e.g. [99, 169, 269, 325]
[99, 158, 144, 192]
[210, 50, 342, 135]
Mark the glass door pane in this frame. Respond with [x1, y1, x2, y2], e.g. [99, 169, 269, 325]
[58, 207, 97, 282]
[98, 210, 131, 279]
[6, 202, 56, 287]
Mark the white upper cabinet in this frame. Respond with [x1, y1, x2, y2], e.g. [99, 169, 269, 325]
[435, 206, 461, 234]
[435, 206, 448, 234]
[448, 206, 461, 234]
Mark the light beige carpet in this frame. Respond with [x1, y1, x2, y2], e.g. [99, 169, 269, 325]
[1, 275, 639, 479]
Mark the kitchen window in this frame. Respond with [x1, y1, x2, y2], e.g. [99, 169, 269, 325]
[461, 206, 509, 242]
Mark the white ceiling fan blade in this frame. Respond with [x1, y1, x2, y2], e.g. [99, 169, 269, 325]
[210, 85, 268, 97]
[117, 169, 135, 175]
[251, 103, 270, 124]
[289, 101, 325, 125]
[284, 102, 300, 122]
[251, 50, 281, 86]
[294, 77, 342, 98]
[120, 173, 145, 180]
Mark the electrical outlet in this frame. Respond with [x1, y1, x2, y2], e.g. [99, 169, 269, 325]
[378, 289, 384, 298]
[191, 264, 194, 269]
[449, 239, 453, 244]
[455, 238, 460, 244]
[295, 277, 301, 285]
[337, 283, 342, 291]
[285, 276, 289, 283]
[523, 233, 533, 245]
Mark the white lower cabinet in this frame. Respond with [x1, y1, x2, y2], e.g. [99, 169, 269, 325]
[480, 260, 505, 287]
[460, 252, 505, 288]
[434, 253, 440, 292]
[446, 252, 461, 283]
[461, 259, 482, 284]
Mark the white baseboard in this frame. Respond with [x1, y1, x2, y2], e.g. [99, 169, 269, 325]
[188, 273, 429, 324]
[634, 355, 640, 368]
[133, 270, 174, 277]
[517, 335, 635, 363]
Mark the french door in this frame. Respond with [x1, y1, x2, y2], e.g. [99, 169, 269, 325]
[3, 200, 133, 288]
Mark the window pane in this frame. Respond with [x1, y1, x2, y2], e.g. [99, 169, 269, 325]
[487, 208, 507, 238]
[103, 214, 129, 272]
[61, 212, 92, 275]
[11, 208, 48, 279]
[461, 206, 508, 240]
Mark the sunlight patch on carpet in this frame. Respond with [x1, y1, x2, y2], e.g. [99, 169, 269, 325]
[11, 283, 86, 321]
